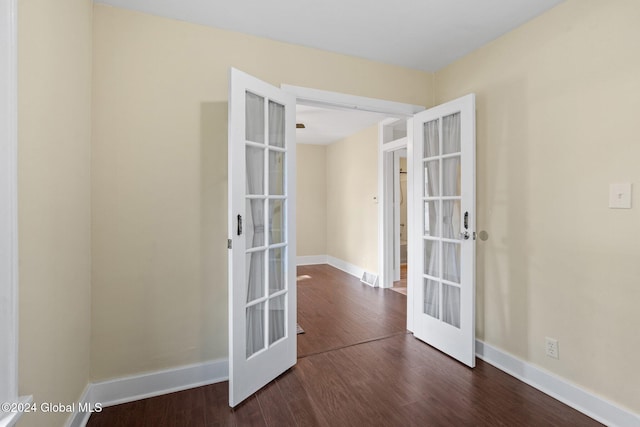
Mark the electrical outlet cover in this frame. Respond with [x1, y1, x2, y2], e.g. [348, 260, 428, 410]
[545, 337, 559, 359]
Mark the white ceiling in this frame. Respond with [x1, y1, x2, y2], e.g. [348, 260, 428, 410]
[295, 105, 388, 146]
[96, 0, 563, 72]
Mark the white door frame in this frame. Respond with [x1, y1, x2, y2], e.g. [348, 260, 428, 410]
[280, 86, 423, 307]
[0, 0, 24, 423]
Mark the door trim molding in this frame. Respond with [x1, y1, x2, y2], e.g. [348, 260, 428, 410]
[281, 85, 423, 117]
[0, 0, 21, 420]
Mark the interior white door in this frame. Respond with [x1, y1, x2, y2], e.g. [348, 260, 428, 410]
[411, 94, 476, 367]
[228, 68, 297, 407]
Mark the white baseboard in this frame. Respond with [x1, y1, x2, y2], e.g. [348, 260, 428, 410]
[65, 359, 228, 427]
[91, 358, 228, 407]
[298, 255, 379, 287]
[60, 336, 638, 427]
[1, 396, 33, 427]
[296, 255, 328, 266]
[476, 340, 640, 427]
[326, 256, 365, 281]
[65, 385, 92, 427]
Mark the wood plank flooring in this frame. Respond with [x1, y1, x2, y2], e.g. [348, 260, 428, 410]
[87, 264, 602, 427]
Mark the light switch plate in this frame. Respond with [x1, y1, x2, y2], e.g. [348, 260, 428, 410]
[609, 183, 632, 209]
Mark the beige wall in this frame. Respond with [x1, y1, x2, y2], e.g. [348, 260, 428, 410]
[296, 144, 327, 257]
[326, 126, 379, 273]
[17, 0, 93, 426]
[435, 0, 640, 413]
[91, 4, 433, 381]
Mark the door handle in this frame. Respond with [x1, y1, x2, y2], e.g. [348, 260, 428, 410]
[460, 231, 470, 240]
[237, 214, 243, 236]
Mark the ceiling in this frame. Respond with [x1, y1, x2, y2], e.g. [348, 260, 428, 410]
[96, 0, 563, 72]
[295, 105, 388, 145]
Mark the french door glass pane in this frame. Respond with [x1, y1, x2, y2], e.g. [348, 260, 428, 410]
[269, 247, 285, 294]
[442, 113, 461, 154]
[443, 242, 461, 284]
[245, 199, 265, 248]
[269, 151, 285, 195]
[269, 200, 284, 244]
[424, 201, 439, 237]
[424, 160, 439, 197]
[268, 294, 286, 344]
[424, 239, 439, 278]
[246, 251, 265, 302]
[246, 146, 264, 195]
[423, 119, 440, 158]
[246, 302, 265, 357]
[442, 156, 460, 196]
[443, 284, 461, 328]
[441, 200, 460, 240]
[268, 101, 285, 148]
[424, 279, 439, 319]
[245, 92, 265, 144]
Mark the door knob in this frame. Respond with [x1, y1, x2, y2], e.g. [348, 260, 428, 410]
[460, 231, 470, 240]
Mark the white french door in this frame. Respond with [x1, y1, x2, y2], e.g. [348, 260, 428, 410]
[410, 94, 476, 367]
[228, 68, 297, 407]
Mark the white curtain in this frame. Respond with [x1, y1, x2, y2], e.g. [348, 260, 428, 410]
[245, 92, 266, 357]
[268, 101, 286, 344]
[268, 101, 285, 148]
[442, 113, 461, 328]
[424, 121, 439, 318]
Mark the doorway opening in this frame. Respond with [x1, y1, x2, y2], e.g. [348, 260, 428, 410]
[285, 85, 424, 357]
[391, 149, 408, 296]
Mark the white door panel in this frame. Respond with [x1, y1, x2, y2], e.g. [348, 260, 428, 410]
[228, 68, 297, 406]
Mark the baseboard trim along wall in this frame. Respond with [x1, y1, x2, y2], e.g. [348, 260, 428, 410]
[296, 255, 328, 266]
[297, 256, 373, 287]
[476, 340, 639, 427]
[65, 385, 92, 427]
[326, 256, 366, 282]
[64, 333, 638, 427]
[65, 359, 228, 427]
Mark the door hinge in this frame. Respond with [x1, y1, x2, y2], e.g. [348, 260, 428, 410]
[227, 239, 232, 249]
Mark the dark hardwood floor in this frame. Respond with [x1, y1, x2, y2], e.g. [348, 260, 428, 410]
[297, 264, 407, 357]
[88, 264, 601, 426]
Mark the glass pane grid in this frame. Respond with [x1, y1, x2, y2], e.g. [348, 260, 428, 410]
[244, 94, 291, 361]
[419, 113, 463, 328]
